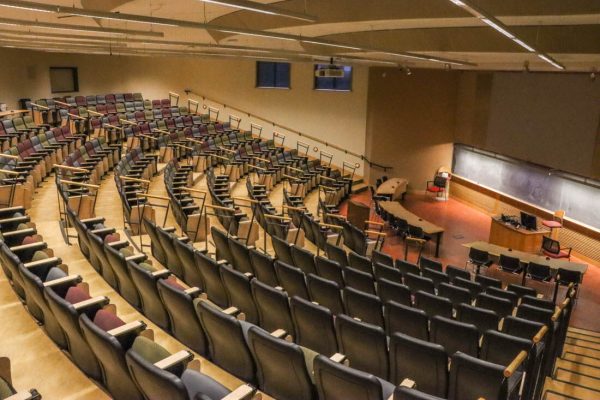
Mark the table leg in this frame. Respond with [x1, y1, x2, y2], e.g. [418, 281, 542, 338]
[435, 232, 442, 257]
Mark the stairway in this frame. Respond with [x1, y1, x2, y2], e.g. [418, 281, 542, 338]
[351, 176, 368, 194]
[543, 327, 600, 399]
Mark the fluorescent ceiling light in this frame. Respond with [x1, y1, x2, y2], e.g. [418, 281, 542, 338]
[217, 28, 296, 41]
[301, 40, 362, 51]
[200, 0, 317, 22]
[447, 0, 564, 70]
[0, 17, 163, 36]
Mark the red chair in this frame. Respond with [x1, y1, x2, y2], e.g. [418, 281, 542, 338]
[541, 236, 571, 259]
[426, 175, 448, 199]
[542, 210, 564, 239]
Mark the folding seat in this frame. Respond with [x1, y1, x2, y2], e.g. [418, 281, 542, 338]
[274, 261, 309, 300]
[211, 226, 235, 264]
[520, 295, 555, 311]
[106, 102, 118, 115]
[87, 230, 119, 288]
[445, 264, 471, 282]
[453, 276, 483, 298]
[314, 354, 395, 400]
[290, 245, 317, 275]
[126, 102, 136, 112]
[271, 234, 295, 265]
[251, 279, 294, 334]
[105, 94, 116, 104]
[344, 266, 376, 295]
[128, 260, 171, 330]
[475, 274, 502, 290]
[325, 242, 349, 267]
[343, 286, 384, 327]
[228, 237, 255, 275]
[79, 314, 146, 400]
[127, 93, 138, 102]
[335, 314, 389, 380]
[395, 259, 420, 276]
[86, 95, 97, 106]
[194, 251, 229, 309]
[306, 273, 345, 315]
[153, 109, 163, 120]
[156, 278, 208, 355]
[246, 325, 317, 400]
[476, 293, 514, 319]
[457, 303, 500, 335]
[161, 98, 171, 108]
[498, 254, 523, 275]
[415, 290, 453, 319]
[44, 284, 105, 380]
[422, 267, 449, 289]
[389, 333, 448, 396]
[526, 262, 552, 282]
[125, 337, 248, 400]
[155, 226, 188, 278]
[430, 315, 479, 357]
[507, 283, 537, 299]
[116, 102, 126, 114]
[152, 99, 162, 109]
[219, 265, 259, 324]
[377, 278, 412, 306]
[466, 247, 493, 274]
[393, 386, 445, 400]
[373, 262, 403, 285]
[141, 217, 169, 265]
[372, 249, 393, 267]
[143, 99, 152, 110]
[483, 287, 518, 309]
[65, 96, 76, 106]
[404, 272, 435, 295]
[348, 251, 373, 274]
[104, 242, 144, 308]
[437, 282, 471, 309]
[249, 248, 278, 287]
[313, 255, 344, 287]
[447, 352, 509, 400]
[385, 300, 429, 339]
[419, 256, 442, 272]
[290, 296, 339, 356]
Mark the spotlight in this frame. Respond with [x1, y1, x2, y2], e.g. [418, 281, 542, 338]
[403, 66, 412, 76]
[591, 68, 597, 81]
[444, 63, 451, 71]
[523, 60, 530, 73]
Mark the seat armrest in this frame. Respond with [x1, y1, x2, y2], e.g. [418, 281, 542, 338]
[108, 320, 147, 338]
[24, 257, 61, 269]
[9, 242, 47, 253]
[107, 240, 130, 249]
[5, 389, 42, 400]
[73, 296, 110, 312]
[220, 385, 256, 400]
[154, 350, 194, 370]
[329, 353, 347, 363]
[90, 227, 116, 235]
[43, 274, 82, 288]
[125, 254, 147, 262]
[270, 329, 287, 339]
[150, 269, 171, 278]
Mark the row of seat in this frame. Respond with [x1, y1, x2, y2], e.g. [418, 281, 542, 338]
[33, 93, 145, 109]
[0, 115, 50, 148]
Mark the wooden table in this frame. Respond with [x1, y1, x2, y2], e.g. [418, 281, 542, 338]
[489, 216, 548, 253]
[380, 200, 444, 257]
[0, 109, 30, 119]
[376, 178, 408, 201]
[463, 240, 588, 278]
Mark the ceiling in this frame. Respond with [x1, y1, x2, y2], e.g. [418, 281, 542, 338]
[0, 0, 598, 71]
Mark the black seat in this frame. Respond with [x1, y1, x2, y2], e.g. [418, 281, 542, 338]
[384, 301, 429, 341]
[373, 262, 403, 285]
[315, 256, 345, 287]
[335, 314, 389, 380]
[445, 265, 470, 282]
[498, 254, 522, 274]
[475, 274, 502, 290]
[466, 247, 492, 274]
[211, 226, 235, 264]
[389, 333, 448, 397]
[156, 227, 185, 278]
[344, 267, 376, 295]
[325, 243, 349, 268]
[314, 354, 395, 400]
[104, 243, 143, 308]
[477, 293, 514, 319]
[194, 251, 229, 308]
[437, 282, 471, 309]
[348, 251, 373, 274]
[271, 234, 295, 265]
[249, 248, 279, 287]
[395, 259, 420, 276]
[419, 256, 442, 272]
[44, 286, 104, 380]
[507, 283, 537, 299]
[521, 295, 555, 311]
[486, 286, 519, 308]
[457, 303, 500, 335]
[430, 315, 479, 357]
[447, 352, 508, 400]
[157, 278, 208, 355]
[128, 260, 171, 330]
[173, 239, 205, 290]
[251, 279, 294, 334]
[246, 326, 316, 400]
[421, 268, 449, 289]
[274, 261, 310, 300]
[343, 286, 384, 328]
[290, 296, 339, 357]
[404, 272, 435, 295]
[228, 237, 255, 275]
[306, 274, 345, 315]
[79, 314, 145, 400]
[142, 217, 168, 266]
[377, 278, 411, 306]
[414, 290, 453, 319]
[453, 276, 483, 298]
[87, 230, 118, 288]
[372, 249, 393, 267]
[290, 245, 317, 275]
[218, 265, 259, 324]
[526, 262, 552, 282]
[194, 300, 256, 383]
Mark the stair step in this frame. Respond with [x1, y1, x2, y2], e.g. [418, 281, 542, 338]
[566, 337, 600, 351]
[569, 327, 600, 339]
[352, 177, 364, 185]
[568, 331, 600, 345]
[555, 359, 600, 379]
[563, 352, 600, 369]
[351, 183, 368, 194]
[544, 377, 600, 399]
[555, 369, 600, 391]
[563, 344, 600, 360]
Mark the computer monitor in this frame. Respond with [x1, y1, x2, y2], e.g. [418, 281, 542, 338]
[520, 212, 537, 231]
